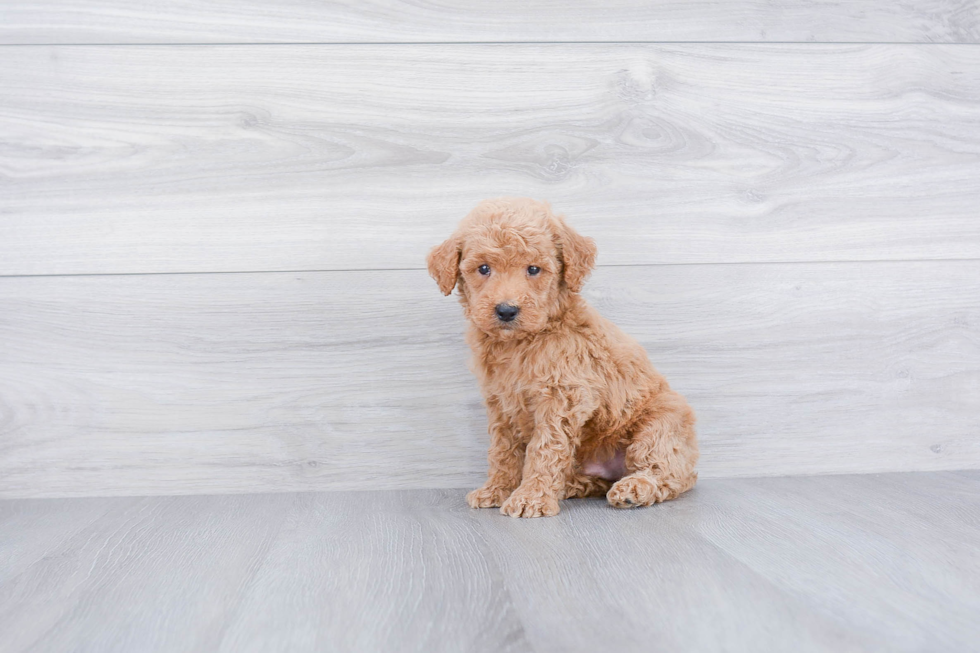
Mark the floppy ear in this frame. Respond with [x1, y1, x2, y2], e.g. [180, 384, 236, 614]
[426, 235, 461, 296]
[555, 217, 597, 293]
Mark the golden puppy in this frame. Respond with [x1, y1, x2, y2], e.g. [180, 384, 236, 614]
[428, 198, 698, 517]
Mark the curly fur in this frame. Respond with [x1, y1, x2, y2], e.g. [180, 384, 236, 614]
[428, 198, 699, 517]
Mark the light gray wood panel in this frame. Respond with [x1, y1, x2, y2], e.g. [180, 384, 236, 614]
[2, 473, 979, 652]
[691, 473, 980, 649]
[1, 261, 978, 499]
[477, 489, 872, 652]
[213, 491, 528, 653]
[3, 44, 980, 275]
[479, 472, 980, 652]
[1, 1, 978, 44]
[0, 495, 294, 653]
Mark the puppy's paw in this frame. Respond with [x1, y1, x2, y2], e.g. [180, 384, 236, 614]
[607, 475, 660, 508]
[499, 489, 560, 518]
[466, 485, 512, 509]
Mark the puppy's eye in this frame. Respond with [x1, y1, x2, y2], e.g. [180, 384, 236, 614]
[477, 264, 491, 276]
[527, 266, 541, 276]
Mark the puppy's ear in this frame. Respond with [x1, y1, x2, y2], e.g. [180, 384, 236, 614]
[555, 216, 597, 293]
[427, 235, 461, 296]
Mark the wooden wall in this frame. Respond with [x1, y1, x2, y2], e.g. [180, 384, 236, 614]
[1, 2, 978, 498]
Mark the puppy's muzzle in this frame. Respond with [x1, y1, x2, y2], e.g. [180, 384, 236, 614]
[495, 303, 520, 323]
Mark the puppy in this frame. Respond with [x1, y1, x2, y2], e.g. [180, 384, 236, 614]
[428, 198, 698, 517]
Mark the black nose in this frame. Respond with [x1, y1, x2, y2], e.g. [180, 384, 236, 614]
[495, 303, 520, 322]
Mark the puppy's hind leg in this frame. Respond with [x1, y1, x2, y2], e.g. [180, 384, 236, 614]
[606, 394, 699, 508]
[562, 473, 612, 499]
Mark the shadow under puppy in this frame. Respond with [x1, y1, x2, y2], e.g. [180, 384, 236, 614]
[428, 198, 699, 517]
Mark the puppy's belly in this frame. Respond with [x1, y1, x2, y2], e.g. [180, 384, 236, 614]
[582, 448, 627, 481]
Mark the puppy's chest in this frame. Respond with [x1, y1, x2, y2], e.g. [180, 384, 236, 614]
[477, 344, 545, 389]
[481, 362, 533, 402]
[473, 348, 538, 404]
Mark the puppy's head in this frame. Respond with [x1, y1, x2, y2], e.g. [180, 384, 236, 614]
[427, 198, 596, 339]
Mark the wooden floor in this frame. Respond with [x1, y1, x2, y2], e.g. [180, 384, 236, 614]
[2, 471, 978, 653]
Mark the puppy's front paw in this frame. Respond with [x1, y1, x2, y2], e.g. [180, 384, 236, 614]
[466, 485, 512, 509]
[499, 489, 560, 518]
[607, 475, 660, 508]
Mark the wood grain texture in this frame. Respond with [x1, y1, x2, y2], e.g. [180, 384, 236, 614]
[2, 472, 979, 652]
[1, 1, 978, 44]
[1, 261, 978, 499]
[2, 44, 980, 275]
